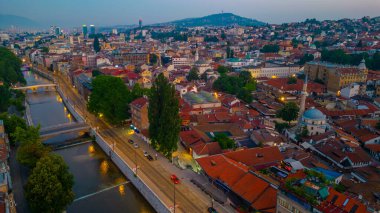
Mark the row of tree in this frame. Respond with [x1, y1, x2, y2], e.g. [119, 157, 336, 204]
[0, 47, 26, 113]
[321, 49, 380, 70]
[88, 75, 149, 124]
[212, 69, 257, 103]
[13, 125, 74, 213]
[148, 74, 181, 157]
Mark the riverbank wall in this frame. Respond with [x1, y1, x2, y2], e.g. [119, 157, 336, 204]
[92, 130, 170, 213]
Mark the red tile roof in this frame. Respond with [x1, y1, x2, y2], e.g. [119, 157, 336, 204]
[265, 78, 325, 94]
[223, 146, 284, 170]
[130, 97, 148, 108]
[318, 188, 368, 213]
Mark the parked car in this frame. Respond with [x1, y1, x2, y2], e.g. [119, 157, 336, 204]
[143, 151, 148, 157]
[133, 143, 139, 149]
[170, 174, 180, 184]
[146, 155, 154, 161]
[128, 139, 134, 144]
[207, 207, 217, 213]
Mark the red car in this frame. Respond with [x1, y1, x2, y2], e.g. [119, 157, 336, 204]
[170, 174, 180, 184]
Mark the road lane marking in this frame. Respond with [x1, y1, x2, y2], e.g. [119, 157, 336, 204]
[73, 181, 130, 202]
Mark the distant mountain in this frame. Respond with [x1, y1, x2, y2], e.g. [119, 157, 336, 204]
[156, 13, 265, 27]
[0, 14, 41, 29]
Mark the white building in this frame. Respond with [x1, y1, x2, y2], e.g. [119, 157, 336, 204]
[247, 65, 300, 78]
[301, 107, 328, 136]
[172, 57, 193, 68]
[340, 83, 360, 99]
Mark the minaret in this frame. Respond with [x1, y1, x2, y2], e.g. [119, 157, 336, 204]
[195, 44, 199, 62]
[298, 75, 308, 124]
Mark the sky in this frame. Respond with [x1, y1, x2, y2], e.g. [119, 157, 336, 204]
[1, 0, 380, 27]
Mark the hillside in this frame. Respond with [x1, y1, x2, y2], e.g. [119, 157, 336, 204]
[158, 13, 265, 27]
[0, 14, 41, 29]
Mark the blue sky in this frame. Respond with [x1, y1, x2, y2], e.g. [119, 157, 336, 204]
[1, 0, 379, 27]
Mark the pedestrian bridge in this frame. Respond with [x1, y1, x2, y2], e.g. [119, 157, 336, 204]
[13, 84, 57, 91]
[40, 122, 90, 138]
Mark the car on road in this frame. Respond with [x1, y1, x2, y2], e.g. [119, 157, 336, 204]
[170, 174, 180, 184]
[146, 155, 154, 161]
[143, 150, 148, 157]
[133, 143, 139, 148]
[207, 207, 217, 213]
[128, 139, 134, 144]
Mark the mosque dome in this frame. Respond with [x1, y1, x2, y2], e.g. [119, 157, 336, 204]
[303, 107, 325, 120]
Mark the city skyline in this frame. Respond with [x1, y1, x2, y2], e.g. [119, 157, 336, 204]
[1, 0, 379, 27]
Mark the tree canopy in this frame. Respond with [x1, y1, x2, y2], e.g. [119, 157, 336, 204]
[25, 154, 74, 213]
[214, 133, 236, 150]
[148, 74, 181, 157]
[299, 53, 314, 65]
[0, 112, 27, 145]
[187, 67, 200, 81]
[213, 71, 256, 103]
[320, 49, 380, 70]
[0, 47, 25, 85]
[14, 125, 50, 168]
[88, 75, 131, 124]
[261, 44, 280, 53]
[93, 36, 101, 53]
[276, 102, 300, 124]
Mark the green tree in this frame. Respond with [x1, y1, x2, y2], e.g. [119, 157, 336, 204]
[226, 46, 234, 58]
[0, 47, 25, 85]
[149, 54, 158, 65]
[92, 69, 102, 77]
[261, 44, 280, 53]
[214, 134, 235, 150]
[25, 154, 74, 213]
[276, 102, 300, 124]
[237, 88, 253, 103]
[287, 76, 297, 84]
[296, 126, 309, 141]
[0, 86, 11, 112]
[41, 47, 49, 53]
[148, 74, 181, 157]
[88, 75, 131, 124]
[217, 66, 229, 75]
[275, 122, 290, 133]
[0, 113, 27, 145]
[299, 53, 314, 65]
[187, 67, 200, 81]
[14, 126, 49, 168]
[131, 83, 150, 100]
[93, 36, 101, 53]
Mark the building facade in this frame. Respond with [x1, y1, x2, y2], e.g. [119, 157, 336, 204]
[130, 97, 149, 131]
[305, 60, 368, 93]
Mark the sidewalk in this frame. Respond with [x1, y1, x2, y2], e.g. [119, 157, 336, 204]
[128, 130, 234, 213]
[9, 147, 30, 213]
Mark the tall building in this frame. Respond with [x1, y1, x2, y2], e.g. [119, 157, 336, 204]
[139, 19, 143, 29]
[54, 27, 61, 36]
[130, 97, 149, 131]
[112, 28, 118, 35]
[82, 25, 88, 37]
[90, 25, 95, 35]
[305, 60, 368, 92]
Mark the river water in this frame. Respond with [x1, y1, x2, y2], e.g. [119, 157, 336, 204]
[23, 70, 155, 213]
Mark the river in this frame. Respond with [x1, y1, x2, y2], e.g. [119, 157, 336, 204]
[23, 70, 155, 213]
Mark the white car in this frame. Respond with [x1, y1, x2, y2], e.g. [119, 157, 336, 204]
[143, 151, 148, 157]
[134, 143, 139, 149]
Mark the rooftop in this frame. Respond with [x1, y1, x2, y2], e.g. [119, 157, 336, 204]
[183, 91, 220, 105]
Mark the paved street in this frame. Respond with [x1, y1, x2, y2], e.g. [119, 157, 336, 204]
[47, 69, 231, 213]
[9, 147, 30, 213]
